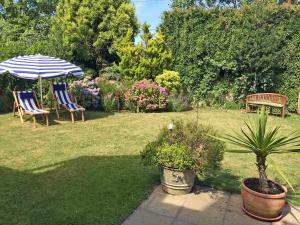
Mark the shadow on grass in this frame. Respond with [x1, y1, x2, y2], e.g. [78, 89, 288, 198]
[0, 155, 159, 225]
[49, 110, 114, 122]
[10, 110, 115, 127]
[196, 169, 241, 193]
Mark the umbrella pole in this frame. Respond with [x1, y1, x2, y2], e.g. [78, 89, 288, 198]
[39, 76, 43, 107]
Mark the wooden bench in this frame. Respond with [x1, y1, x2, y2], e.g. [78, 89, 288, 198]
[246, 93, 288, 118]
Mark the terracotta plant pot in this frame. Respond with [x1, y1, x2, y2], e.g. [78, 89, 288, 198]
[241, 178, 287, 222]
[159, 166, 195, 195]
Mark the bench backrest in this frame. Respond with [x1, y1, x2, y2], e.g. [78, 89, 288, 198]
[246, 93, 288, 105]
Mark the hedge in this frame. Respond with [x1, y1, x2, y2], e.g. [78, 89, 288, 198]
[161, 2, 300, 111]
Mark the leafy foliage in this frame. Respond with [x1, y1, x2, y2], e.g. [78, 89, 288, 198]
[155, 144, 195, 170]
[102, 92, 115, 112]
[100, 67, 121, 81]
[51, 0, 138, 72]
[167, 90, 191, 112]
[161, 2, 300, 111]
[115, 23, 172, 80]
[125, 80, 169, 112]
[221, 108, 300, 193]
[141, 120, 225, 174]
[155, 70, 181, 93]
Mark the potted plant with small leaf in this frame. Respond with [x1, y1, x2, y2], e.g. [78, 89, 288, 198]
[141, 120, 225, 195]
[221, 108, 300, 221]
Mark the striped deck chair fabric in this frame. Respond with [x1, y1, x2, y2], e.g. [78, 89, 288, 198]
[13, 91, 49, 128]
[53, 83, 84, 112]
[52, 83, 85, 123]
[17, 91, 49, 114]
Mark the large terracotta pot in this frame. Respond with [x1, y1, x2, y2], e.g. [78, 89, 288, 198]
[159, 166, 195, 195]
[241, 178, 287, 222]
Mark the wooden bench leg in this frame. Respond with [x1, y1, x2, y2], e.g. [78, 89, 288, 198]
[281, 107, 285, 118]
[246, 103, 250, 112]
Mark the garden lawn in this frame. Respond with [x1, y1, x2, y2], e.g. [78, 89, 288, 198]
[0, 108, 300, 225]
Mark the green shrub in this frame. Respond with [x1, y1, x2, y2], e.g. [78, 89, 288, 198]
[125, 80, 169, 112]
[0, 74, 35, 112]
[97, 78, 133, 111]
[155, 70, 181, 93]
[280, 32, 300, 112]
[102, 92, 115, 112]
[156, 144, 194, 170]
[278, 74, 300, 112]
[167, 90, 191, 112]
[100, 67, 121, 81]
[161, 3, 300, 111]
[141, 120, 225, 174]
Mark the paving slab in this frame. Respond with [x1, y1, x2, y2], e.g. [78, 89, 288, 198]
[172, 220, 197, 225]
[176, 190, 229, 225]
[227, 193, 243, 213]
[272, 204, 300, 225]
[122, 185, 300, 225]
[223, 208, 271, 225]
[143, 186, 189, 218]
[122, 208, 173, 225]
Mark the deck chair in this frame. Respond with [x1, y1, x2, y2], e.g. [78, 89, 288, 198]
[52, 83, 85, 123]
[13, 91, 49, 128]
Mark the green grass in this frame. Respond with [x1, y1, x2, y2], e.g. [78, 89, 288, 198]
[0, 108, 300, 225]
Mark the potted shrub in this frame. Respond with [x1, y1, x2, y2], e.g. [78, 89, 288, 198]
[221, 108, 300, 221]
[141, 120, 225, 195]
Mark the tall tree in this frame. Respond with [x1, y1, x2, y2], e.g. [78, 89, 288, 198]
[0, 0, 57, 60]
[116, 23, 171, 80]
[140, 23, 152, 48]
[51, 0, 138, 72]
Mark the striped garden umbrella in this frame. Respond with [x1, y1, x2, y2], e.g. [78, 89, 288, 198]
[0, 54, 83, 79]
[0, 54, 84, 103]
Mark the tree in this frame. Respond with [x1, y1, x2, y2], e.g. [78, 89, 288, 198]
[115, 23, 172, 81]
[171, 0, 204, 8]
[51, 0, 138, 72]
[140, 23, 152, 48]
[0, 0, 57, 60]
[171, 0, 242, 8]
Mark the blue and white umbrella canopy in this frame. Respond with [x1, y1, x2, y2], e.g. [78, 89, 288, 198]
[0, 54, 83, 79]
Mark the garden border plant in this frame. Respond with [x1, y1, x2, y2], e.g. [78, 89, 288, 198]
[141, 120, 225, 195]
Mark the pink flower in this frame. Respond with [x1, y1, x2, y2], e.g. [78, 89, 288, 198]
[107, 92, 113, 99]
[159, 87, 166, 94]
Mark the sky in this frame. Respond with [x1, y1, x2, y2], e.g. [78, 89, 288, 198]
[132, 0, 171, 33]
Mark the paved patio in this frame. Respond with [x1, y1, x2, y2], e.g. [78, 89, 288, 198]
[122, 186, 300, 225]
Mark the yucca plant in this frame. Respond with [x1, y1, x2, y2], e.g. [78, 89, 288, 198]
[222, 108, 300, 194]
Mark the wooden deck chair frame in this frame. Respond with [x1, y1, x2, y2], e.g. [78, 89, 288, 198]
[13, 91, 49, 128]
[51, 83, 85, 123]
